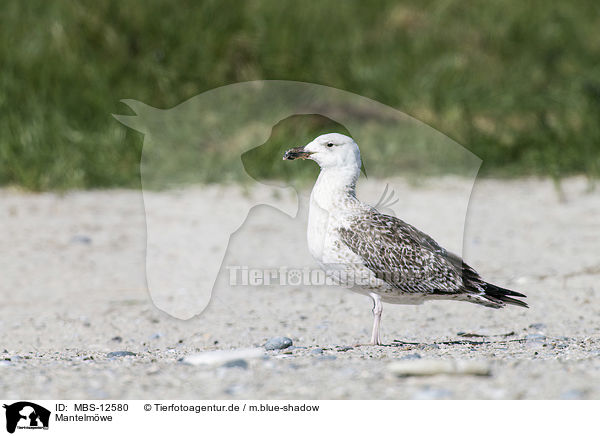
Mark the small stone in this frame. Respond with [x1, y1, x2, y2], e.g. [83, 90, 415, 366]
[336, 346, 353, 352]
[317, 355, 337, 361]
[560, 389, 585, 400]
[149, 333, 162, 340]
[310, 348, 324, 355]
[107, 351, 136, 358]
[529, 323, 547, 331]
[111, 336, 123, 343]
[525, 334, 546, 342]
[525, 334, 546, 350]
[389, 359, 491, 377]
[224, 384, 245, 395]
[400, 353, 422, 360]
[71, 235, 92, 245]
[221, 359, 248, 370]
[412, 387, 453, 400]
[264, 337, 293, 350]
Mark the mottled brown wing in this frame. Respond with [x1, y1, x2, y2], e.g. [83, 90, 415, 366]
[337, 211, 480, 295]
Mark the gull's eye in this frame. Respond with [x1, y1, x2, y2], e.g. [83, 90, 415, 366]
[326, 142, 334, 148]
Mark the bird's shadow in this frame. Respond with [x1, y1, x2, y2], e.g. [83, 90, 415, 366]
[348, 334, 528, 348]
[388, 338, 527, 347]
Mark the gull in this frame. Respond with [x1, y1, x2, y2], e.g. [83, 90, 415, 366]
[283, 133, 527, 345]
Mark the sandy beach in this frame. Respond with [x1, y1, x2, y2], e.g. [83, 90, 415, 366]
[1, 176, 599, 399]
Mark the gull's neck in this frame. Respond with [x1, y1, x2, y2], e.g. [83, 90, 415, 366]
[310, 165, 361, 212]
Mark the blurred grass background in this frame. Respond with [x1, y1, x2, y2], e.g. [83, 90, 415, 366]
[1, 0, 599, 190]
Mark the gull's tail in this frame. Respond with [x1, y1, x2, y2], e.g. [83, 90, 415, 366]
[482, 282, 528, 308]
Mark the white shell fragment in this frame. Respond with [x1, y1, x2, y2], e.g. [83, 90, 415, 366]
[388, 359, 491, 377]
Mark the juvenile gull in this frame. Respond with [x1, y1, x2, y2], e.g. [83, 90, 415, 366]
[283, 133, 527, 345]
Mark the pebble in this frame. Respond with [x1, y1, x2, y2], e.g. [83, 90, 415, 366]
[224, 384, 245, 395]
[400, 353, 422, 360]
[264, 337, 293, 350]
[107, 351, 136, 358]
[221, 359, 248, 370]
[310, 348, 324, 355]
[389, 359, 491, 377]
[560, 389, 585, 400]
[412, 387, 453, 400]
[70, 235, 92, 245]
[180, 348, 264, 366]
[317, 355, 337, 361]
[525, 334, 546, 350]
[111, 336, 123, 343]
[529, 323, 547, 331]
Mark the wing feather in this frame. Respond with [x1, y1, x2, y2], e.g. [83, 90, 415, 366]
[337, 211, 483, 296]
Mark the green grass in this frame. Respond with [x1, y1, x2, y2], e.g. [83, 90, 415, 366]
[1, 0, 599, 190]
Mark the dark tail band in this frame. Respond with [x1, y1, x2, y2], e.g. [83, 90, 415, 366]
[483, 282, 528, 308]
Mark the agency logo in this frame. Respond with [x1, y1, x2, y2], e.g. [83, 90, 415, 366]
[3, 402, 50, 434]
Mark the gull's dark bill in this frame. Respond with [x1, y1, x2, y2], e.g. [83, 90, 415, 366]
[283, 147, 314, 160]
